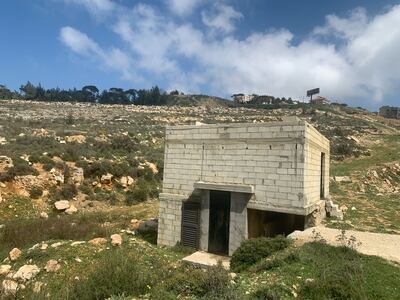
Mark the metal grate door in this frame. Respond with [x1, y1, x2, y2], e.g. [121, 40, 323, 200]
[181, 202, 200, 249]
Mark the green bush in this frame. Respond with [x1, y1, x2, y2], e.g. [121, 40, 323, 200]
[95, 190, 118, 205]
[161, 263, 233, 299]
[68, 249, 159, 299]
[126, 177, 158, 204]
[60, 183, 78, 200]
[0, 158, 39, 182]
[0, 215, 107, 257]
[230, 236, 291, 272]
[29, 186, 43, 199]
[79, 182, 94, 197]
[251, 284, 293, 300]
[250, 250, 300, 273]
[28, 153, 41, 163]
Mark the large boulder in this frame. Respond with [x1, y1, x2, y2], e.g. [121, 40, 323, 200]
[0, 265, 11, 276]
[100, 173, 113, 184]
[88, 237, 107, 246]
[65, 204, 78, 215]
[138, 219, 158, 233]
[1, 280, 19, 296]
[68, 167, 84, 186]
[49, 168, 64, 185]
[0, 156, 13, 174]
[65, 135, 86, 144]
[44, 260, 61, 273]
[9, 248, 22, 261]
[119, 176, 134, 188]
[111, 234, 122, 246]
[54, 200, 70, 211]
[12, 265, 40, 282]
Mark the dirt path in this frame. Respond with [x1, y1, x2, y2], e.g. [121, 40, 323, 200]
[288, 226, 400, 264]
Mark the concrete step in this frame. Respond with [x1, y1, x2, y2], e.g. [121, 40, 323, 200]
[182, 251, 230, 269]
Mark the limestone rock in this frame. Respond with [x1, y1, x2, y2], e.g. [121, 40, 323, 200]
[129, 218, 141, 230]
[33, 281, 44, 293]
[9, 248, 22, 261]
[13, 265, 40, 282]
[51, 242, 63, 248]
[71, 241, 86, 246]
[50, 168, 64, 185]
[100, 173, 113, 184]
[40, 212, 49, 219]
[0, 265, 11, 276]
[119, 176, 134, 188]
[0, 156, 13, 174]
[44, 260, 60, 273]
[54, 200, 70, 211]
[68, 167, 84, 186]
[334, 176, 352, 183]
[111, 234, 122, 246]
[89, 237, 107, 246]
[65, 204, 78, 215]
[1, 279, 18, 296]
[65, 135, 86, 144]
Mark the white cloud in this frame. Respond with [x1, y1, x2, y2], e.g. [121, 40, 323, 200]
[166, 0, 203, 17]
[62, 0, 116, 17]
[60, 3, 400, 105]
[60, 26, 100, 55]
[60, 26, 140, 82]
[313, 7, 368, 40]
[201, 3, 243, 34]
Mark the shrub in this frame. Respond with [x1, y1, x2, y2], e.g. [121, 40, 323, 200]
[0, 158, 39, 182]
[0, 215, 107, 256]
[79, 182, 94, 197]
[251, 284, 293, 300]
[230, 236, 291, 272]
[95, 190, 118, 205]
[29, 186, 43, 199]
[161, 263, 233, 298]
[126, 178, 158, 204]
[66, 113, 74, 125]
[28, 153, 41, 163]
[250, 250, 300, 273]
[60, 183, 78, 200]
[68, 249, 159, 299]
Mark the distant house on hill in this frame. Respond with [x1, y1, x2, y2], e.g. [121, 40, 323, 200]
[379, 106, 400, 119]
[310, 96, 330, 105]
[231, 94, 255, 103]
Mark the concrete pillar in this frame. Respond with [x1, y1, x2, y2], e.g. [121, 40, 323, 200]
[228, 192, 250, 255]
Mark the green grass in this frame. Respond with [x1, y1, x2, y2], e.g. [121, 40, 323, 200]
[4, 235, 399, 300]
[240, 242, 400, 299]
[0, 203, 158, 259]
[331, 134, 400, 176]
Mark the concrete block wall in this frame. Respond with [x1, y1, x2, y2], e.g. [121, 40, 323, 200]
[162, 120, 309, 214]
[303, 123, 330, 207]
[157, 193, 184, 246]
[158, 118, 330, 248]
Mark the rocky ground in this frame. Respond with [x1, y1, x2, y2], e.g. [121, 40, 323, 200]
[0, 99, 399, 298]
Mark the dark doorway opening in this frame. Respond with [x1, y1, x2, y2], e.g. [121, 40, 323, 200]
[320, 152, 325, 198]
[208, 190, 230, 255]
[248, 209, 305, 238]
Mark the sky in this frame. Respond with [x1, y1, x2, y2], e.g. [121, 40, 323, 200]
[1, 0, 400, 110]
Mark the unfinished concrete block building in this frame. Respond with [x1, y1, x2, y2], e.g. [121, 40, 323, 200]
[158, 117, 330, 255]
